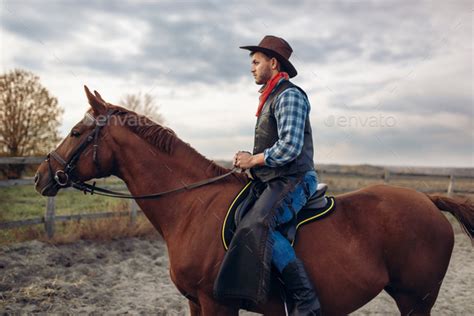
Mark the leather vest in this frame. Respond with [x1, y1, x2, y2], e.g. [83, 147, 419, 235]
[251, 80, 315, 182]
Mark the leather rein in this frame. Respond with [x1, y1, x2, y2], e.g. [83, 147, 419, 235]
[46, 109, 237, 200]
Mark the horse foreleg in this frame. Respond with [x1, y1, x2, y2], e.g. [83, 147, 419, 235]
[198, 293, 239, 316]
[189, 300, 201, 315]
[385, 285, 439, 316]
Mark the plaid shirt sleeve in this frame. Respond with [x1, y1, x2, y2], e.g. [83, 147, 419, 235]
[263, 87, 310, 167]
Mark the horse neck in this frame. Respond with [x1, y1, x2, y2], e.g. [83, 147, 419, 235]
[110, 129, 241, 240]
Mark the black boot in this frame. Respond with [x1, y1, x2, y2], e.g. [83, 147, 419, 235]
[280, 258, 322, 316]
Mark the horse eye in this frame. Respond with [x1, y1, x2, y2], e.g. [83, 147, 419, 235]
[70, 130, 81, 137]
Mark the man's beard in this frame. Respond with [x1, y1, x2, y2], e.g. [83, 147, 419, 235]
[255, 70, 272, 85]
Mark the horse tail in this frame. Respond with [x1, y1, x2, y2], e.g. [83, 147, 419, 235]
[426, 194, 474, 241]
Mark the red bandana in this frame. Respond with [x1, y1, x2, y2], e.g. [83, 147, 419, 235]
[256, 72, 289, 117]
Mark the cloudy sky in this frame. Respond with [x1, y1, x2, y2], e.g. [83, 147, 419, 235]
[1, 0, 472, 167]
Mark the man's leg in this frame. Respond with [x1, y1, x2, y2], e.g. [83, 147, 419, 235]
[272, 228, 322, 316]
[215, 174, 304, 304]
[271, 171, 321, 315]
[272, 230, 296, 273]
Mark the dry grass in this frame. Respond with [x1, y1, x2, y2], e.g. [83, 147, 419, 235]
[45, 215, 159, 245]
[2, 215, 159, 246]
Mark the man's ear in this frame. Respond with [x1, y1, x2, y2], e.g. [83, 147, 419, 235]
[271, 57, 279, 71]
[84, 85, 106, 115]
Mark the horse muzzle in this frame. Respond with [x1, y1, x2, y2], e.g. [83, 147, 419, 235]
[34, 167, 63, 197]
[35, 176, 60, 196]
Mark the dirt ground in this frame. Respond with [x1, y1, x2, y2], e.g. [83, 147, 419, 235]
[0, 232, 472, 315]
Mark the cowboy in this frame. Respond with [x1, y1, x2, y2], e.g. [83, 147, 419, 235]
[214, 36, 321, 315]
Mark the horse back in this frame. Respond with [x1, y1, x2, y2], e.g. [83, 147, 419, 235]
[288, 184, 454, 314]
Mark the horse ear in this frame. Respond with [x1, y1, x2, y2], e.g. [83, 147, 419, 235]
[84, 85, 106, 115]
[94, 90, 106, 104]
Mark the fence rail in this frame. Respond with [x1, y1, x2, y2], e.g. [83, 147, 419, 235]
[1, 157, 473, 238]
[0, 211, 142, 230]
[0, 197, 143, 238]
[0, 156, 44, 164]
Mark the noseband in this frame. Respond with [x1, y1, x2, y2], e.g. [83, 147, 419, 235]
[46, 109, 116, 187]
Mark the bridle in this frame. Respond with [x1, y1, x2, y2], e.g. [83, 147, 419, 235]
[45, 109, 237, 199]
[47, 109, 115, 188]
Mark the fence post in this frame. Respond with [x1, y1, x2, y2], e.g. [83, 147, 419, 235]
[45, 197, 56, 238]
[130, 200, 138, 225]
[447, 175, 455, 196]
[384, 170, 390, 183]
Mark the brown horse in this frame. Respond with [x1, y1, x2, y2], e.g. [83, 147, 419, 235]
[35, 86, 473, 315]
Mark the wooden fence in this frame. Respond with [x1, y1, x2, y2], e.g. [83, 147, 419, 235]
[0, 156, 142, 238]
[318, 169, 470, 195]
[0, 198, 141, 238]
[0, 156, 472, 238]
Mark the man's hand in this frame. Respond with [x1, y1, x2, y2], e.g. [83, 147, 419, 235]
[233, 151, 265, 170]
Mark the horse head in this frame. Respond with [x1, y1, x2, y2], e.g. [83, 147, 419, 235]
[35, 86, 117, 196]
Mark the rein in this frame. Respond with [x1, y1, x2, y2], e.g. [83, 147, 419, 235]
[46, 109, 239, 200]
[71, 168, 238, 199]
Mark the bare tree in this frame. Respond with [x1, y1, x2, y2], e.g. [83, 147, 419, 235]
[119, 92, 165, 124]
[0, 69, 63, 178]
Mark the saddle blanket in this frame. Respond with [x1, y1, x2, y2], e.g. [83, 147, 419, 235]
[221, 181, 336, 250]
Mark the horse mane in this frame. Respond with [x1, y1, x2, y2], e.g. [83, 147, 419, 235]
[108, 105, 232, 177]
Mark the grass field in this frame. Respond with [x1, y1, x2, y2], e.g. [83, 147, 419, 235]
[0, 176, 137, 244]
[0, 176, 129, 222]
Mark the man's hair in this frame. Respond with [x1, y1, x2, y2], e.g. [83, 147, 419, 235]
[250, 51, 283, 72]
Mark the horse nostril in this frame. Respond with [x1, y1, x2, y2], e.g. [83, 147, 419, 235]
[34, 172, 40, 184]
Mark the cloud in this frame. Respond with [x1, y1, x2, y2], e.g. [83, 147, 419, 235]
[316, 122, 473, 167]
[1, 0, 472, 167]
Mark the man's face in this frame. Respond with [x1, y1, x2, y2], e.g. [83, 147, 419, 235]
[251, 52, 273, 85]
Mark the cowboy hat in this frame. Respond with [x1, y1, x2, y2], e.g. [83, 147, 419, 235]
[240, 35, 297, 78]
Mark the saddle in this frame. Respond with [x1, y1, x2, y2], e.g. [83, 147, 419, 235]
[221, 181, 335, 250]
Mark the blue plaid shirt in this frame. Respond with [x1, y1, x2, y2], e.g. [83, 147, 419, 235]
[263, 80, 310, 167]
